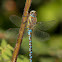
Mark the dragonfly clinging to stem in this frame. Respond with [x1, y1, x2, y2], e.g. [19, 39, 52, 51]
[8, 10, 56, 62]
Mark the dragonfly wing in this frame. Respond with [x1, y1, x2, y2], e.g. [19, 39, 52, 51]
[33, 28, 50, 41]
[6, 28, 19, 34]
[6, 28, 28, 40]
[6, 28, 20, 40]
[9, 15, 21, 27]
[35, 20, 56, 31]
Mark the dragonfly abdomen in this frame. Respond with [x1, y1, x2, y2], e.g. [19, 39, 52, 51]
[28, 29, 32, 62]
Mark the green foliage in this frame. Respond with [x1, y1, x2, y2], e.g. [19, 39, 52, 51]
[0, 39, 13, 62]
[39, 58, 55, 62]
[0, 39, 29, 62]
[48, 35, 62, 58]
[37, 3, 59, 21]
[17, 55, 29, 62]
[22, 35, 62, 59]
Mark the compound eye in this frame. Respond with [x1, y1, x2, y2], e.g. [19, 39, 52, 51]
[32, 12, 33, 13]
[35, 11, 36, 13]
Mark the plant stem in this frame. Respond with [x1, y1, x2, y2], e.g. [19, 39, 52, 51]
[11, 0, 32, 62]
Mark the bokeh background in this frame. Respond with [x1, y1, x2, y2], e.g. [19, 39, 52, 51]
[0, 0, 62, 62]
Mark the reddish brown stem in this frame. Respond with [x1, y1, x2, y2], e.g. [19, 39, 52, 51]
[11, 0, 32, 62]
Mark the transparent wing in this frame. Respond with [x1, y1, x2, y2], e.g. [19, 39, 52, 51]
[6, 28, 20, 41]
[6, 28, 19, 34]
[6, 27, 50, 42]
[22, 27, 50, 41]
[35, 20, 56, 31]
[32, 28, 50, 41]
[6, 28, 28, 40]
[9, 15, 22, 27]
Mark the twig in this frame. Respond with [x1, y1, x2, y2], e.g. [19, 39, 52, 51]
[11, 0, 32, 62]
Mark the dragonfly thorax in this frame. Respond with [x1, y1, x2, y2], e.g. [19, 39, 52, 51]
[27, 15, 37, 29]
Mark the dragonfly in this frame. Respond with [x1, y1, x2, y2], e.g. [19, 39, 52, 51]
[8, 10, 56, 62]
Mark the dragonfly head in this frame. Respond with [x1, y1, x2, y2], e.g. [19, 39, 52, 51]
[30, 10, 37, 17]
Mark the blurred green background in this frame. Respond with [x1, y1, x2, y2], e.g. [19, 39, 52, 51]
[0, 0, 62, 62]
